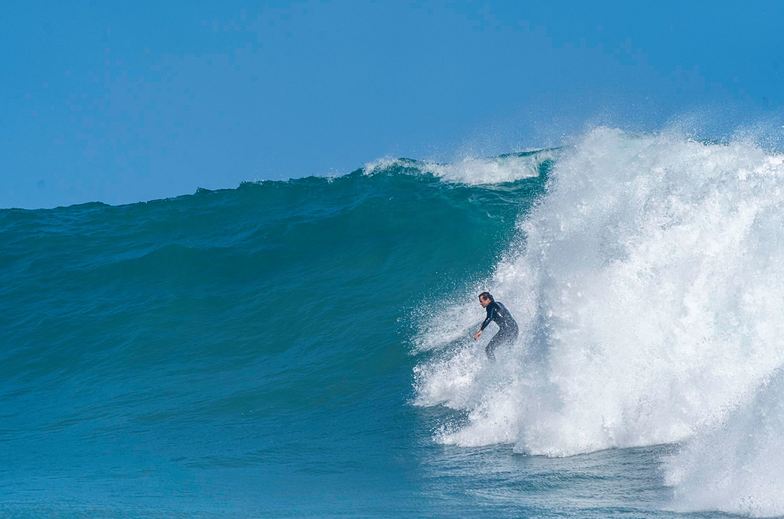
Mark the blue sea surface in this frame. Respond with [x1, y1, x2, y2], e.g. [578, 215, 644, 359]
[1, 138, 776, 517]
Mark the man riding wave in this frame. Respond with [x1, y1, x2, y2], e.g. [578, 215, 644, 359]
[473, 292, 518, 360]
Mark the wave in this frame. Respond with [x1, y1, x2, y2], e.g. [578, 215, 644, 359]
[6, 126, 784, 515]
[0, 162, 544, 412]
[413, 127, 784, 514]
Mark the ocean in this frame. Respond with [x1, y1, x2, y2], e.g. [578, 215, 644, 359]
[2, 127, 783, 517]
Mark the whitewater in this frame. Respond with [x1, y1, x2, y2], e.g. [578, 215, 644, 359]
[414, 127, 784, 517]
[2, 127, 784, 517]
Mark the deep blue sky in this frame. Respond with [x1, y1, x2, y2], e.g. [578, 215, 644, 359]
[3, 1, 784, 208]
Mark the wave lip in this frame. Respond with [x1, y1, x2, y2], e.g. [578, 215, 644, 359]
[363, 150, 557, 185]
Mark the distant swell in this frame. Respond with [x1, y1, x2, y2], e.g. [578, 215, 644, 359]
[413, 127, 784, 516]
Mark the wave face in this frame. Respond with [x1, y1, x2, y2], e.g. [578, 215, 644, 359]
[414, 128, 784, 515]
[0, 157, 549, 515]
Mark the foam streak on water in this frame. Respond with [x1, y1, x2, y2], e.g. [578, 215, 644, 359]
[414, 127, 784, 516]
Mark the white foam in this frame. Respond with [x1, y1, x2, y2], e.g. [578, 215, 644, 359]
[363, 151, 555, 185]
[413, 126, 784, 511]
[666, 369, 784, 517]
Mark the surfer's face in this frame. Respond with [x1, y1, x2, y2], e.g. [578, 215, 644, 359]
[479, 296, 491, 308]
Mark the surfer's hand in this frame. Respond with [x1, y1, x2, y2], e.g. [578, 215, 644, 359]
[473, 330, 482, 341]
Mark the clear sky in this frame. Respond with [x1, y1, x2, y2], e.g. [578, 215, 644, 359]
[3, 1, 784, 208]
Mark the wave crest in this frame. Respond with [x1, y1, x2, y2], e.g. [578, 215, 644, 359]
[363, 150, 556, 185]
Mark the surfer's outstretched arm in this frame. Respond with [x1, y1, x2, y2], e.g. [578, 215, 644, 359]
[474, 303, 496, 340]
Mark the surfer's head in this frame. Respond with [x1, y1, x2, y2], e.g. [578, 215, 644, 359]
[478, 292, 494, 307]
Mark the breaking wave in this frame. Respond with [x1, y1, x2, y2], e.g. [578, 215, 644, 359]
[413, 127, 784, 516]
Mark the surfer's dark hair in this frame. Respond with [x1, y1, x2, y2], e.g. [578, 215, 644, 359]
[478, 292, 494, 302]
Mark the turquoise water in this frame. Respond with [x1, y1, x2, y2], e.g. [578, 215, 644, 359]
[4, 130, 784, 517]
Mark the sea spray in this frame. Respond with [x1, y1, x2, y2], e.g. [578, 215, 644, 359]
[414, 128, 784, 468]
[666, 367, 784, 517]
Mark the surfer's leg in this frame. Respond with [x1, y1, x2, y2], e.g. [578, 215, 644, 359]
[486, 328, 517, 360]
[485, 333, 500, 361]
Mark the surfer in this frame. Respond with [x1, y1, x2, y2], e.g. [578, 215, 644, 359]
[473, 292, 518, 360]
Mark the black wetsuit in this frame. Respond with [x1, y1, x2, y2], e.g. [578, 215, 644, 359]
[481, 301, 518, 360]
